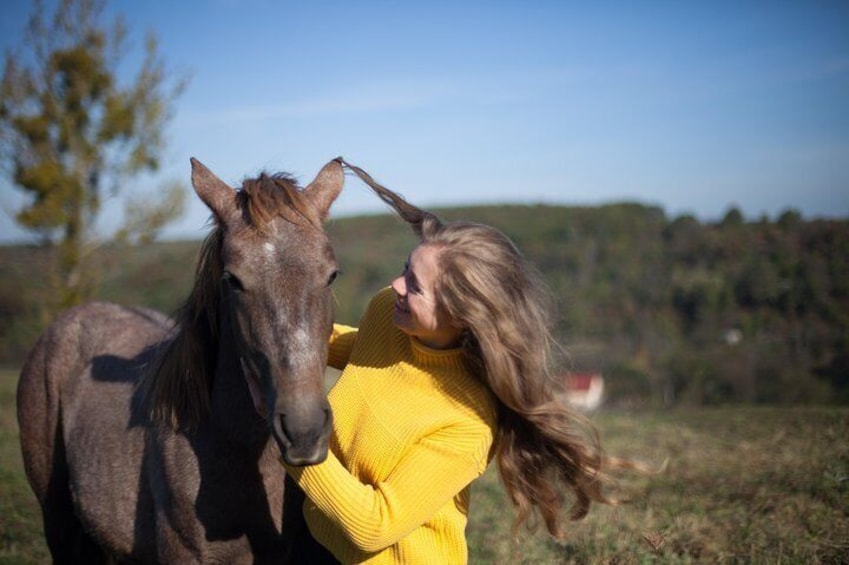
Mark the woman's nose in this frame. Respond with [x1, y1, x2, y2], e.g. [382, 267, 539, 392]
[391, 275, 405, 296]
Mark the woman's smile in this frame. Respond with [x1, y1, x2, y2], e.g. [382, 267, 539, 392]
[390, 245, 461, 350]
[394, 298, 409, 314]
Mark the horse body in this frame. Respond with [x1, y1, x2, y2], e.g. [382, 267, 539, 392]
[17, 158, 344, 563]
[18, 303, 167, 561]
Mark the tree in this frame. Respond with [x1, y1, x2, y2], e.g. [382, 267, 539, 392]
[721, 206, 744, 227]
[0, 0, 188, 311]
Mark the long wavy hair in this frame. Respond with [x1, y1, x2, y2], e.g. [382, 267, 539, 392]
[341, 161, 617, 538]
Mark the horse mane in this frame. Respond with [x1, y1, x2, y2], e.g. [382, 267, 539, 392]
[239, 172, 319, 232]
[141, 172, 316, 429]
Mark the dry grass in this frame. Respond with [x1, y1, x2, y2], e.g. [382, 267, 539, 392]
[468, 407, 849, 564]
[0, 370, 49, 565]
[2, 369, 847, 564]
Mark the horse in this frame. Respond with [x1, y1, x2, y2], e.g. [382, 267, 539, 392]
[16, 157, 344, 563]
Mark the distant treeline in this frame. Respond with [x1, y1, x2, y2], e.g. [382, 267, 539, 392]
[2, 203, 847, 406]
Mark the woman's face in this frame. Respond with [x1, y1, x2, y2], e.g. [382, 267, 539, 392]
[391, 244, 461, 349]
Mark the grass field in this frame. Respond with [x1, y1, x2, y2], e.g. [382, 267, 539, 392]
[2, 368, 847, 564]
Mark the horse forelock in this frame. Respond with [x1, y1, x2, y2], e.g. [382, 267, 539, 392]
[239, 173, 319, 233]
[143, 229, 224, 429]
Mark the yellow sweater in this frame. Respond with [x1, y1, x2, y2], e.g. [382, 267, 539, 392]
[285, 287, 498, 564]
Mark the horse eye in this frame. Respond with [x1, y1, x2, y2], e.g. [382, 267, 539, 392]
[327, 270, 340, 287]
[223, 271, 245, 292]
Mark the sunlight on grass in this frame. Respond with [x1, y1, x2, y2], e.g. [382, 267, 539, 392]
[467, 408, 849, 563]
[2, 366, 847, 563]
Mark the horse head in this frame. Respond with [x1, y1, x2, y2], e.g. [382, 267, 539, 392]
[190, 157, 342, 465]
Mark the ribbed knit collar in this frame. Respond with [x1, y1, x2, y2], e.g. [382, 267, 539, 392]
[409, 336, 466, 371]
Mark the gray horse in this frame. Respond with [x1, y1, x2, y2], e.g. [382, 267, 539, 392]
[17, 157, 343, 563]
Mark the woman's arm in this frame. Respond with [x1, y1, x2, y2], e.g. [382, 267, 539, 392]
[328, 323, 357, 370]
[283, 420, 492, 553]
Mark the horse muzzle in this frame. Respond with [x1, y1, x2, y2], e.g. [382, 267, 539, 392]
[272, 400, 332, 466]
[241, 357, 332, 465]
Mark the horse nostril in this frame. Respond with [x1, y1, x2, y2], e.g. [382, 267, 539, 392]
[278, 413, 289, 438]
[272, 413, 291, 449]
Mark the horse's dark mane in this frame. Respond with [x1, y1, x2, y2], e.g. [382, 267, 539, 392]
[141, 228, 223, 429]
[141, 172, 316, 428]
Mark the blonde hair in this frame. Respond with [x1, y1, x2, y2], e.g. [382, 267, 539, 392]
[342, 161, 614, 537]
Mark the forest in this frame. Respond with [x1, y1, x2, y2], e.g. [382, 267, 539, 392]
[1, 202, 847, 407]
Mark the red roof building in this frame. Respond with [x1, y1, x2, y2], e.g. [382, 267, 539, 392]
[564, 372, 604, 411]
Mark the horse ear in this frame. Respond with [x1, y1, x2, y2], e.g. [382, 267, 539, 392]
[303, 159, 344, 221]
[190, 157, 238, 223]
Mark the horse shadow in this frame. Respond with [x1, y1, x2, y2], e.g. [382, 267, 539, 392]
[88, 350, 288, 561]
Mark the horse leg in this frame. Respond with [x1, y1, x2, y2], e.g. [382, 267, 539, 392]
[17, 326, 107, 562]
[40, 424, 111, 564]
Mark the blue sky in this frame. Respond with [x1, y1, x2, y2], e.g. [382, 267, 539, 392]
[1, 0, 847, 242]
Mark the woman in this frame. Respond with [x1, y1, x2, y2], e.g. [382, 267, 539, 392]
[280, 162, 617, 564]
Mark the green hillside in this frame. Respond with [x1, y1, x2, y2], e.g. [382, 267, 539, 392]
[2, 203, 847, 406]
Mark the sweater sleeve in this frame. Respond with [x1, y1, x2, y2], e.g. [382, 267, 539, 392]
[283, 419, 492, 553]
[327, 323, 357, 370]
